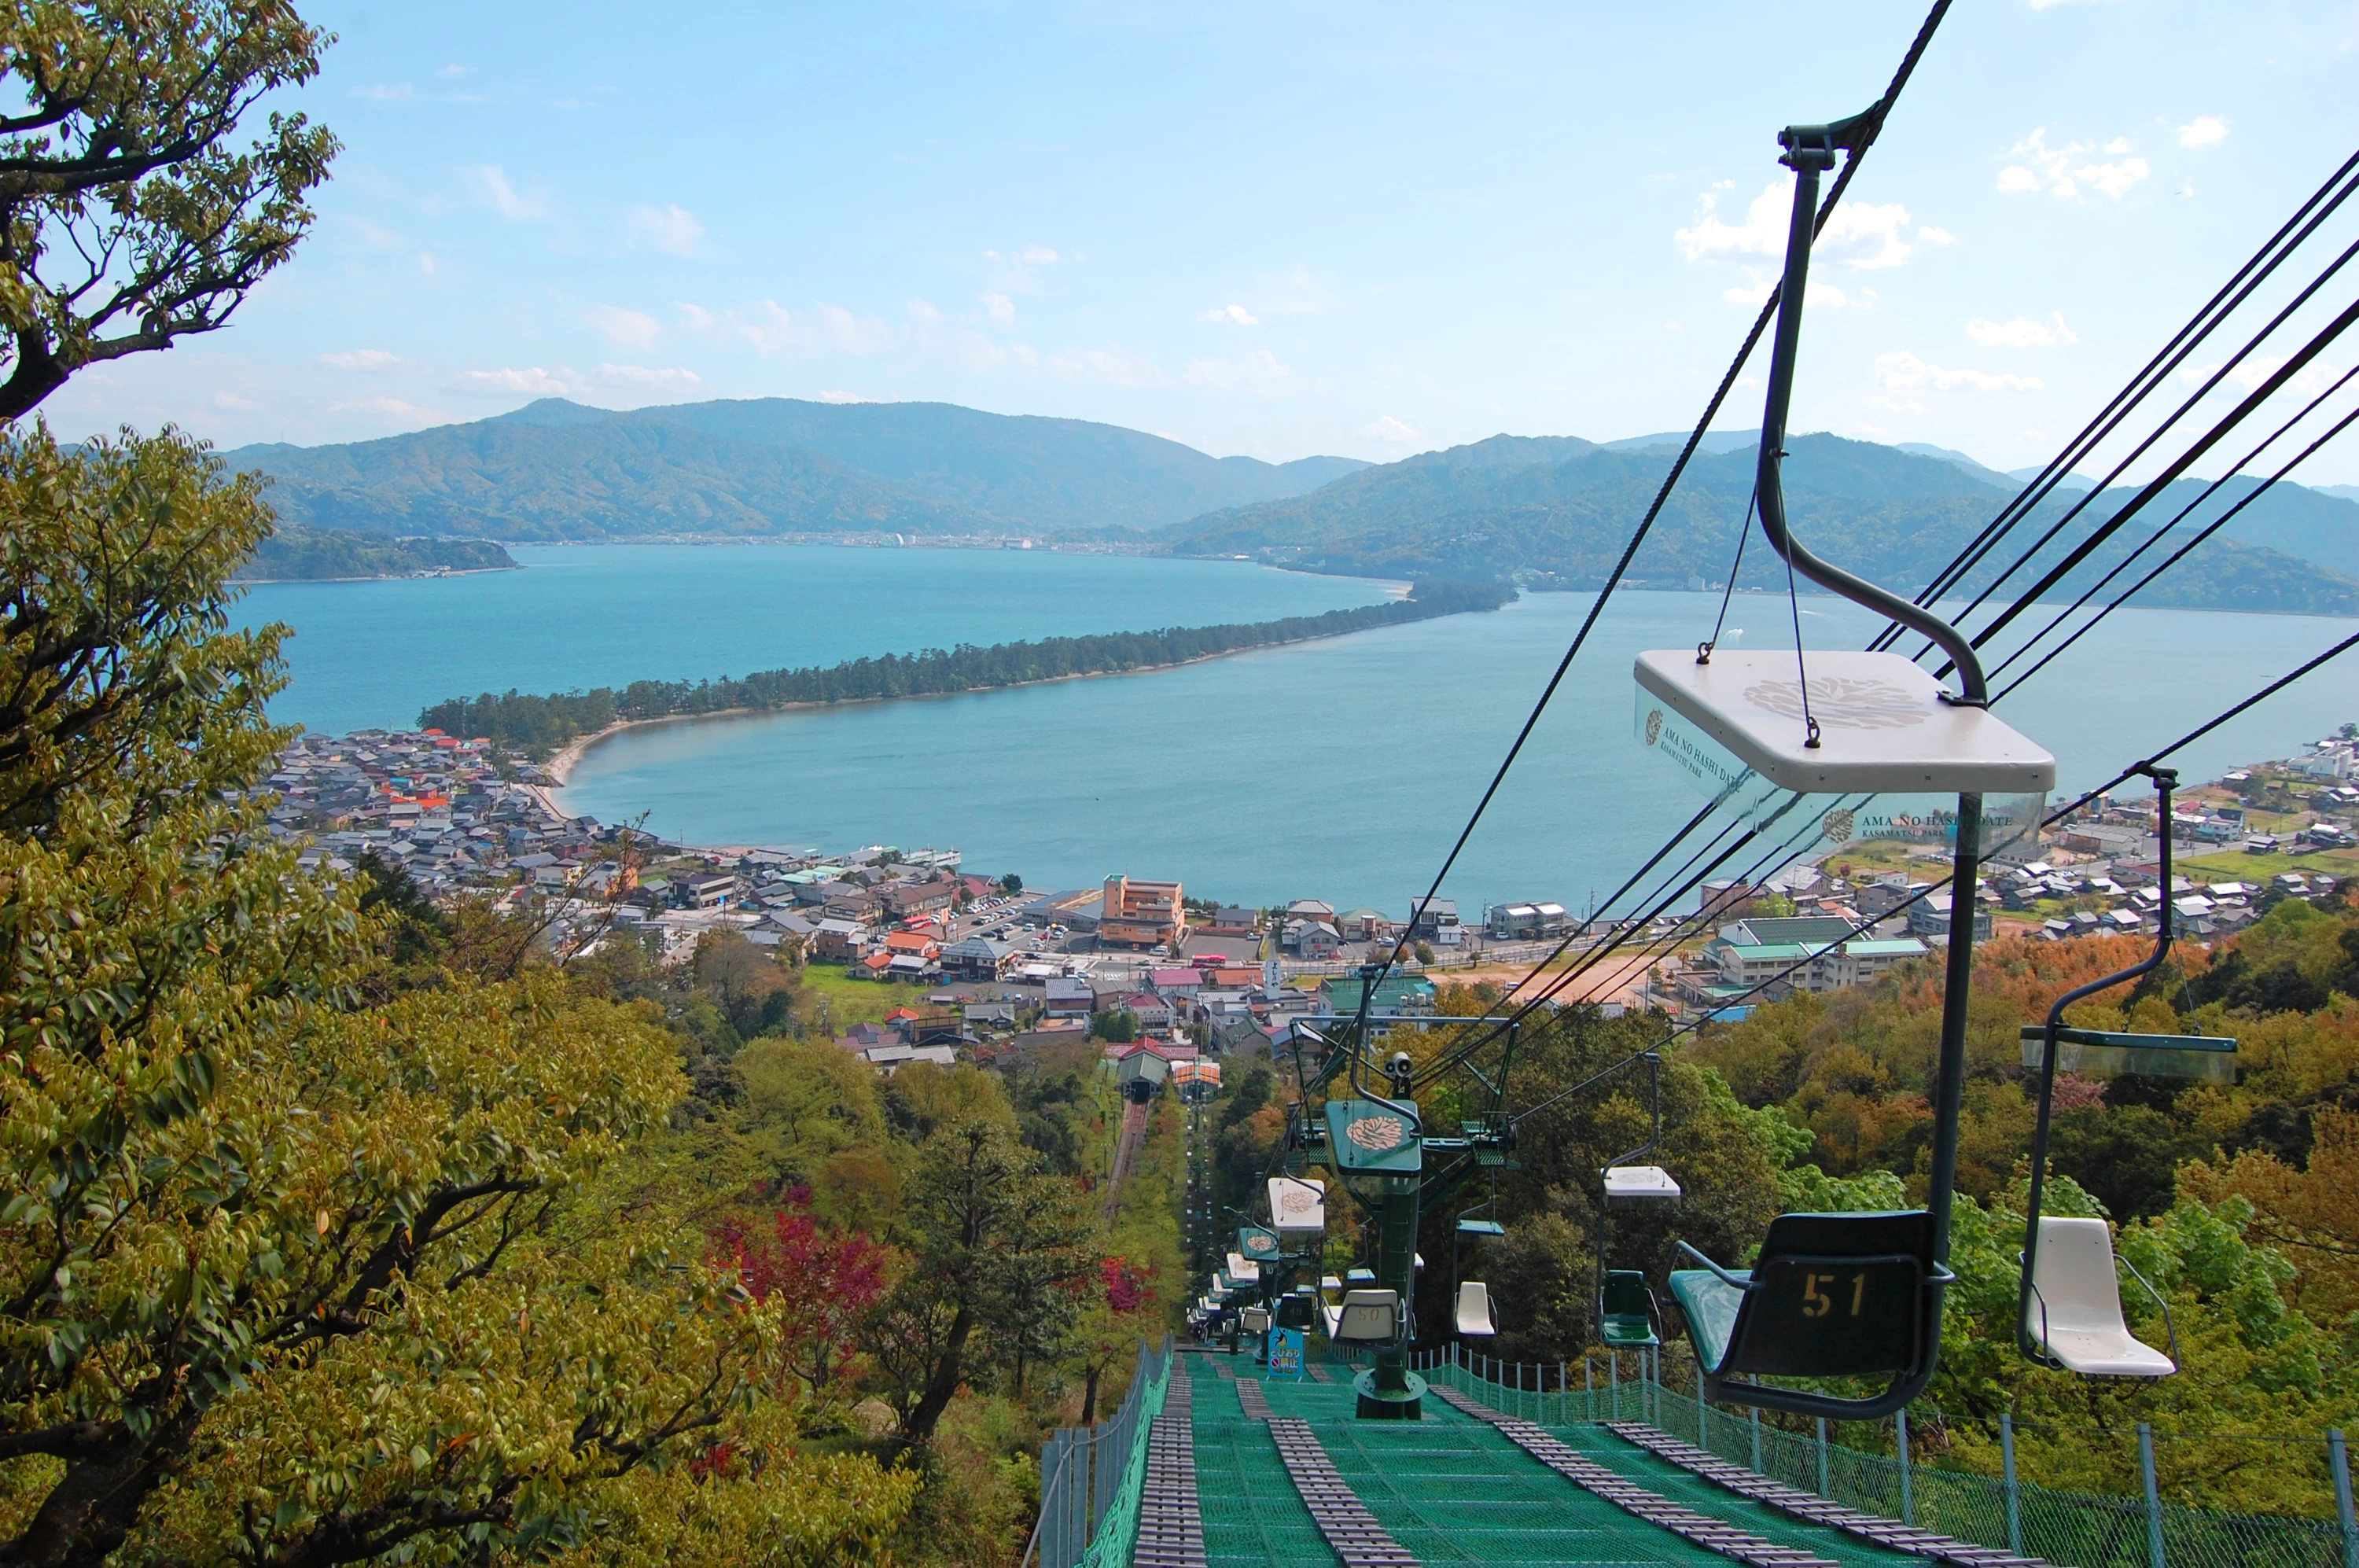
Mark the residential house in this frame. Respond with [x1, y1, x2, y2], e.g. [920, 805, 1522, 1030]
[1820, 937, 1931, 988]
[1288, 920, 1341, 959]
[811, 918, 870, 963]
[887, 882, 955, 919]
[1487, 902, 1570, 940]
[679, 870, 737, 909]
[941, 936, 1012, 981]
[1149, 966, 1202, 999]
[1335, 908, 1396, 943]
[1118, 991, 1176, 1030]
[1043, 977, 1097, 1018]
[1207, 907, 1260, 935]
[1408, 897, 1463, 946]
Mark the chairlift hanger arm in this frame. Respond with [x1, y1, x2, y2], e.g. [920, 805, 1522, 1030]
[1757, 113, 1988, 708]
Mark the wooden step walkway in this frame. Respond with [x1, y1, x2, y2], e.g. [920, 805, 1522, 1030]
[1605, 1423, 2049, 1568]
[1136, 1367, 1208, 1568]
[1430, 1385, 1838, 1568]
[1265, 1416, 1423, 1568]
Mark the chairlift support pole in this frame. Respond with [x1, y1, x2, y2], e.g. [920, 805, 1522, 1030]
[1682, 105, 1986, 1423]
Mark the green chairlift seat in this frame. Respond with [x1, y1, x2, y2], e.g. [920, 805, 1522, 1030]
[1671, 1210, 1951, 1392]
[1599, 1269, 1662, 1349]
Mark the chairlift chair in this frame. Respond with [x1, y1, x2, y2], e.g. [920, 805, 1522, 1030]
[1599, 1271, 1661, 1350]
[1336, 1289, 1402, 1342]
[2016, 765, 2221, 1380]
[1455, 1280, 1499, 1338]
[1645, 106, 2055, 1423]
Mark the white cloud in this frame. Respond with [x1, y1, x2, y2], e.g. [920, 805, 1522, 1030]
[458, 366, 580, 396]
[1181, 348, 1295, 390]
[815, 390, 875, 403]
[818, 304, 889, 353]
[1996, 128, 2149, 201]
[2177, 355, 2348, 398]
[437, 63, 466, 77]
[355, 83, 414, 101]
[983, 291, 1016, 324]
[1200, 304, 1260, 326]
[1965, 311, 2078, 349]
[984, 245, 1062, 265]
[1917, 226, 1958, 247]
[676, 298, 797, 354]
[317, 348, 402, 371]
[1046, 347, 1169, 387]
[332, 396, 448, 422]
[1676, 183, 1929, 271]
[598, 364, 701, 388]
[586, 304, 662, 348]
[1876, 351, 2043, 393]
[471, 164, 544, 220]
[1363, 416, 1421, 444]
[627, 203, 705, 258]
[907, 298, 942, 323]
[212, 390, 260, 410]
[2179, 116, 2229, 149]
[418, 252, 437, 274]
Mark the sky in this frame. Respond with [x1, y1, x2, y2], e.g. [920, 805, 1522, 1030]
[42, 0, 2359, 480]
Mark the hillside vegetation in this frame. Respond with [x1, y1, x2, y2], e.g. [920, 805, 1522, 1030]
[1165, 432, 2359, 614]
[231, 521, 517, 580]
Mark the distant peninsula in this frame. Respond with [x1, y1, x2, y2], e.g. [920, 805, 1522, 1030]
[420, 578, 1512, 753]
[232, 523, 517, 583]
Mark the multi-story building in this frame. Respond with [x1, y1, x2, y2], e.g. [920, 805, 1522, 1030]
[1101, 874, 1185, 949]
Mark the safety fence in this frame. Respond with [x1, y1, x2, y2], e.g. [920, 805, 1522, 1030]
[1025, 1334, 1174, 1568]
[1410, 1347, 2359, 1568]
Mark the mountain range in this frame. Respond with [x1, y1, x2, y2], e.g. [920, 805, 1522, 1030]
[227, 397, 1366, 539]
[1162, 431, 2359, 615]
[222, 398, 2359, 616]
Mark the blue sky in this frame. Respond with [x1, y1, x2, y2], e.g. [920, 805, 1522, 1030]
[45, 0, 2359, 480]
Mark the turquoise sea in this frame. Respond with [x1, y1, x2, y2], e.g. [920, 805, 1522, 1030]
[239, 546, 2359, 913]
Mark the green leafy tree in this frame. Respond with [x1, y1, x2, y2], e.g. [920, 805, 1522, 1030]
[0, 429, 912, 1566]
[0, 1, 339, 417]
[862, 1122, 1092, 1443]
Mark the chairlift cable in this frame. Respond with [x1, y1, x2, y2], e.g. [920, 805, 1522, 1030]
[1943, 292, 2359, 673]
[1871, 149, 2359, 647]
[1638, 625, 2359, 1057]
[1341, 0, 1952, 1051]
[1698, 484, 1759, 661]
[1985, 374, 2359, 697]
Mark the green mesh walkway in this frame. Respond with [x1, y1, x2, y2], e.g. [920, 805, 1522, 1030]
[1180, 1353, 1953, 1568]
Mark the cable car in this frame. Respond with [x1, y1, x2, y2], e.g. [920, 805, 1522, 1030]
[1654, 107, 2056, 1421]
[2017, 765, 2225, 1378]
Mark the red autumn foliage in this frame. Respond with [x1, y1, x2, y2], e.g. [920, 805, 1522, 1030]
[1100, 1255, 1150, 1315]
[717, 1189, 892, 1396]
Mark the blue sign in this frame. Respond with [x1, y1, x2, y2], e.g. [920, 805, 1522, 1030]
[1268, 1327, 1305, 1380]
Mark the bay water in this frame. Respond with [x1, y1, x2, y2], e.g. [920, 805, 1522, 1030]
[238, 545, 2359, 915]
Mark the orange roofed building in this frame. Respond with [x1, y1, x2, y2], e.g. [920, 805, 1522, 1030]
[1101, 874, 1184, 950]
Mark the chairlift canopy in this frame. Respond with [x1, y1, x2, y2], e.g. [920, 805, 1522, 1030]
[1604, 1165, 1684, 1202]
[2019, 1025, 2236, 1084]
[1268, 1176, 1328, 1242]
[1636, 649, 2055, 797]
[1456, 1217, 1507, 1237]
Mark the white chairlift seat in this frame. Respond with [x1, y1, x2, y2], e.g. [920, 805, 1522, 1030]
[1225, 1251, 1260, 1284]
[2022, 1217, 2175, 1378]
[1241, 1305, 1272, 1334]
[1636, 650, 2055, 797]
[1456, 1280, 1499, 1337]
[1335, 1288, 1401, 1342]
[1604, 1165, 1684, 1202]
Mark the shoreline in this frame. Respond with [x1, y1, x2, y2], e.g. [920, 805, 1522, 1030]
[234, 564, 522, 587]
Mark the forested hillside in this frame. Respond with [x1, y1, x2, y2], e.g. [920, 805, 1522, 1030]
[226, 396, 1367, 539]
[231, 521, 517, 580]
[1165, 432, 2359, 615]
